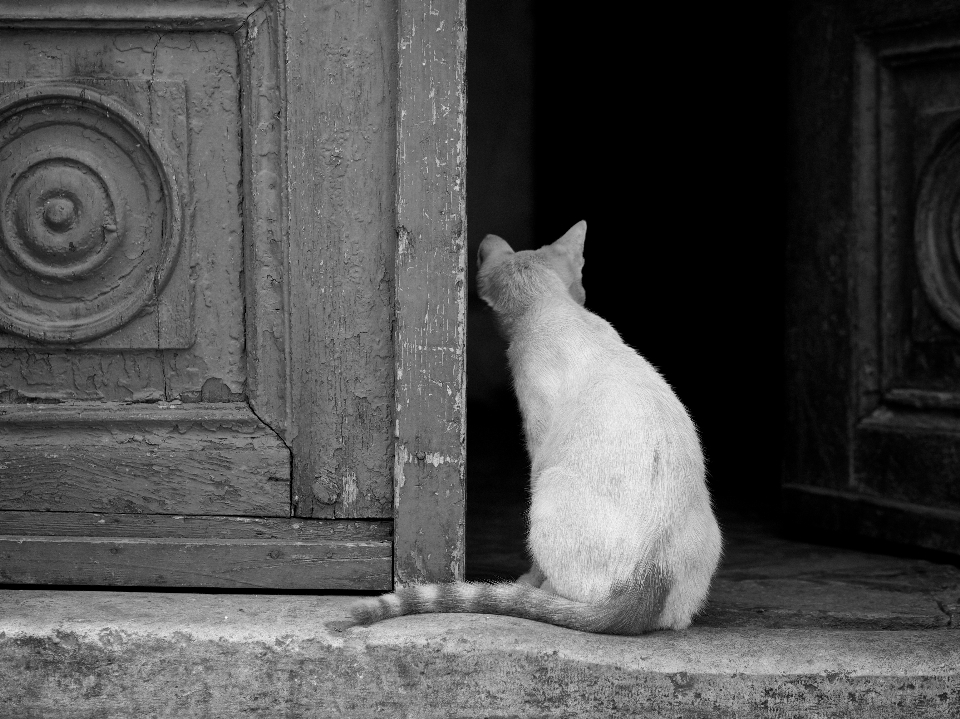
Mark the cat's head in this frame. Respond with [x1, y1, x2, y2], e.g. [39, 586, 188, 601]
[476, 221, 587, 321]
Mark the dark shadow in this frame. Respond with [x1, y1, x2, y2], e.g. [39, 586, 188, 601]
[466, 3, 790, 579]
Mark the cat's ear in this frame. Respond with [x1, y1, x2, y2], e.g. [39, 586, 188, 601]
[477, 235, 514, 308]
[552, 222, 586, 305]
[554, 221, 586, 261]
[477, 234, 514, 269]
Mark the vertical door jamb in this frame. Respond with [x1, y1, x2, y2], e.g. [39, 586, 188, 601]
[393, 0, 467, 585]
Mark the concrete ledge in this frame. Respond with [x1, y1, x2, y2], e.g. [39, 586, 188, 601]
[2, 590, 959, 718]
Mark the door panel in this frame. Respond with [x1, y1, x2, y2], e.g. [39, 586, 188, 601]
[0, 1, 395, 589]
[0, 403, 289, 516]
[0, 32, 243, 390]
[0, 78, 192, 349]
[852, 22, 960, 547]
[786, 1, 960, 553]
[0, 30, 263, 498]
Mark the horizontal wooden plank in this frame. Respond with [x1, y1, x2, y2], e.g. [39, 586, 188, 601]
[885, 388, 960, 411]
[0, 0, 261, 30]
[782, 483, 960, 556]
[855, 407, 960, 509]
[0, 512, 391, 542]
[860, 405, 960, 434]
[0, 401, 272, 426]
[0, 403, 290, 516]
[0, 535, 391, 590]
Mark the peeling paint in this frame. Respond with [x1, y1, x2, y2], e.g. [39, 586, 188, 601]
[423, 452, 454, 467]
[0, 33, 246, 404]
[394, 443, 410, 511]
[393, 0, 466, 585]
[340, 472, 358, 509]
[284, 1, 396, 520]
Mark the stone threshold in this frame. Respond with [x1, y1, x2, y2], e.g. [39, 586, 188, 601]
[2, 589, 959, 718]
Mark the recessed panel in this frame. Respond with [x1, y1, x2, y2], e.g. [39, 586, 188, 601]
[0, 82, 189, 346]
[0, 31, 245, 401]
[869, 36, 960, 401]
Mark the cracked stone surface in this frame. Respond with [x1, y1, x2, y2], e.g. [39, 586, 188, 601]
[3, 589, 960, 719]
[2, 511, 960, 717]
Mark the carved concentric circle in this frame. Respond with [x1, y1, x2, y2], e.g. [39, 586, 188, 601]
[3, 150, 124, 281]
[0, 84, 183, 343]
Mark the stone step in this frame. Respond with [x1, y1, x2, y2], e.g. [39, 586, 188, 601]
[2, 589, 959, 718]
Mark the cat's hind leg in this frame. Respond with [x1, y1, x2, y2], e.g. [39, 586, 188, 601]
[658, 504, 722, 629]
[517, 561, 546, 588]
[528, 467, 649, 604]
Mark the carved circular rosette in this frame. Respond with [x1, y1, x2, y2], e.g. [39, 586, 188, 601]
[914, 126, 960, 333]
[0, 84, 183, 343]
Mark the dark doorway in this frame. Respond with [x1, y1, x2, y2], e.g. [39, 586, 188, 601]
[466, 3, 789, 581]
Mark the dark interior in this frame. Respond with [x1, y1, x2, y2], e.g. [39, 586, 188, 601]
[465, 2, 789, 579]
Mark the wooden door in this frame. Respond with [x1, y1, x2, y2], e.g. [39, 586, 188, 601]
[786, 0, 960, 553]
[0, 0, 466, 589]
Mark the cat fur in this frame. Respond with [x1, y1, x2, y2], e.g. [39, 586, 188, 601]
[351, 221, 722, 635]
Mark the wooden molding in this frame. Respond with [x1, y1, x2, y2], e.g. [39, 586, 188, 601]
[855, 407, 960, 511]
[238, 2, 291, 441]
[0, 402, 290, 516]
[283, 0, 397, 521]
[0, 0, 263, 30]
[0, 512, 391, 588]
[0, 536, 390, 589]
[393, 0, 467, 585]
[884, 387, 960, 411]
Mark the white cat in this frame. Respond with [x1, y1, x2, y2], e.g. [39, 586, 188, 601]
[352, 221, 722, 634]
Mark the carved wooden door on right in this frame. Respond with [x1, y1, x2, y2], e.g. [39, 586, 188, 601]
[786, 0, 960, 553]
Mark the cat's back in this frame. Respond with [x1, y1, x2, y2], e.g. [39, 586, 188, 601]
[530, 302, 703, 472]
[538, 301, 688, 415]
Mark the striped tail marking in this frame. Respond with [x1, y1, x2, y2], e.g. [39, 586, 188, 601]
[351, 567, 670, 636]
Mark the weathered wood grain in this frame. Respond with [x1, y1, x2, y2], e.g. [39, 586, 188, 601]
[284, 0, 396, 519]
[0, 512, 393, 588]
[0, 536, 391, 589]
[0, 403, 290, 516]
[393, 0, 466, 585]
[0, 511, 391, 542]
[238, 2, 291, 439]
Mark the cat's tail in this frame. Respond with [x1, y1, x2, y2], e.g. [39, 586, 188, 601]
[350, 568, 670, 636]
